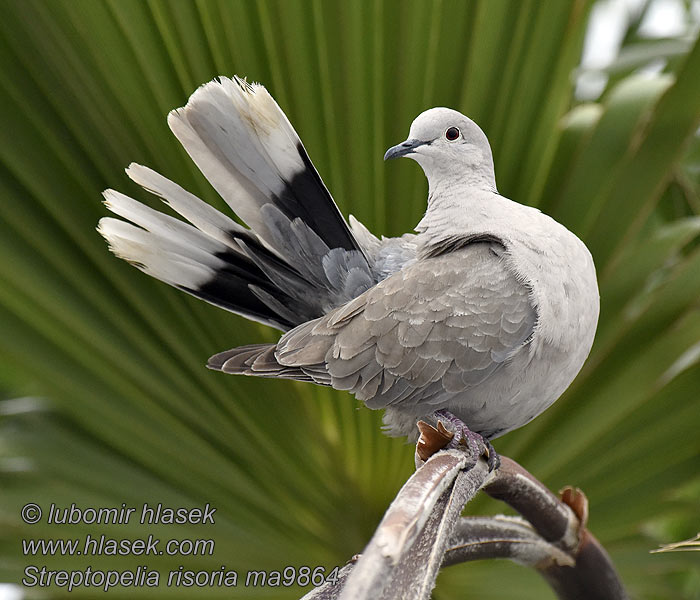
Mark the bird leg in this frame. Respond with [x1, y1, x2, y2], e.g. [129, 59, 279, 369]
[434, 409, 500, 471]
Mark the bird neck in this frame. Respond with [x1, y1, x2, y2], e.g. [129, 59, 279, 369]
[416, 186, 527, 246]
[424, 160, 498, 200]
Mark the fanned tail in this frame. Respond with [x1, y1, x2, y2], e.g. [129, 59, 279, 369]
[99, 76, 377, 335]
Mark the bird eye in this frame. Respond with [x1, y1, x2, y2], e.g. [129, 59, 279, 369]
[445, 127, 460, 141]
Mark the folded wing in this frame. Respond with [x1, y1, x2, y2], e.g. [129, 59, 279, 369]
[212, 242, 537, 409]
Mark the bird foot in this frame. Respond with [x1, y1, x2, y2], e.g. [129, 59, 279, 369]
[434, 409, 500, 471]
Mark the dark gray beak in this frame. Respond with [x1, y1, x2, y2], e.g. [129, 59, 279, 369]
[384, 138, 428, 161]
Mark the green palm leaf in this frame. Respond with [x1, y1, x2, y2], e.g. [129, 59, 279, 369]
[1, 1, 699, 598]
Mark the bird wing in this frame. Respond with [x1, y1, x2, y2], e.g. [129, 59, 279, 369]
[274, 241, 537, 406]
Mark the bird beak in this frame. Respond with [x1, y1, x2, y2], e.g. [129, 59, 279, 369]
[384, 138, 428, 161]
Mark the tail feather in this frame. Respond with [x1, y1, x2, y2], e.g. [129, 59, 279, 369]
[100, 76, 378, 352]
[207, 343, 318, 382]
[167, 76, 363, 255]
[207, 344, 272, 371]
[125, 163, 249, 247]
[98, 217, 295, 330]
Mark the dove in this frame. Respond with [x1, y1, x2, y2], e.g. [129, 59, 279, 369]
[98, 76, 599, 465]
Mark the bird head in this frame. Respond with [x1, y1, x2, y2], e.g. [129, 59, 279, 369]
[384, 107, 496, 192]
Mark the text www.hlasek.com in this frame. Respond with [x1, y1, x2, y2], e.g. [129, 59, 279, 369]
[23, 534, 215, 557]
[21, 502, 340, 591]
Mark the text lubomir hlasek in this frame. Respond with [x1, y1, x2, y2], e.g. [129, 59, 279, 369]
[45, 503, 216, 525]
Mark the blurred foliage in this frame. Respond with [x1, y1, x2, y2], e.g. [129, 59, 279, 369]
[0, 0, 699, 598]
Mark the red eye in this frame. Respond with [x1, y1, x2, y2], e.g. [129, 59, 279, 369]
[445, 127, 460, 141]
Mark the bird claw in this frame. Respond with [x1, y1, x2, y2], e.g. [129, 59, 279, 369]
[414, 411, 500, 471]
[416, 419, 454, 462]
[434, 409, 500, 472]
[483, 437, 501, 472]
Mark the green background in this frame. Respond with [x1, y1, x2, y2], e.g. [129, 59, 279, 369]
[1, 0, 699, 598]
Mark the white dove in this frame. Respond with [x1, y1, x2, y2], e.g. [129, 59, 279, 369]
[99, 76, 599, 467]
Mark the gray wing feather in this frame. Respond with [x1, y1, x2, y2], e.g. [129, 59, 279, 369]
[276, 242, 536, 408]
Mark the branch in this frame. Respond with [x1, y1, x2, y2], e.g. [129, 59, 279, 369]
[651, 533, 700, 553]
[301, 563, 355, 600]
[301, 444, 628, 600]
[482, 456, 580, 546]
[443, 515, 574, 568]
[477, 457, 627, 599]
[336, 449, 490, 600]
[303, 516, 570, 600]
[538, 530, 629, 600]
